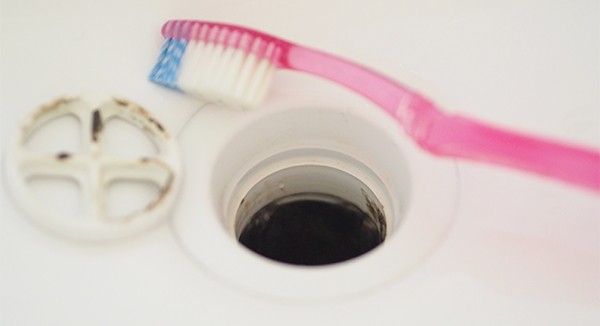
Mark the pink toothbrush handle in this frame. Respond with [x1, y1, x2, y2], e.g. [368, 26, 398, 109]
[285, 45, 600, 192]
[403, 99, 600, 192]
[283, 45, 409, 114]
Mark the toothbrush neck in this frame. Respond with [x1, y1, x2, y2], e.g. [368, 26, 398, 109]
[282, 45, 415, 115]
[279, 45, 600, 192]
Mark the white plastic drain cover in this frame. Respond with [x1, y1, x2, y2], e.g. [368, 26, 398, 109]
[4, 96, 181, 241]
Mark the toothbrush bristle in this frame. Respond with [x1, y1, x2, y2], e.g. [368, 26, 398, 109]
[150, 20, 285, 108]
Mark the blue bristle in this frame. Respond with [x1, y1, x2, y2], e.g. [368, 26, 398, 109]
[149, 37, 188, 90]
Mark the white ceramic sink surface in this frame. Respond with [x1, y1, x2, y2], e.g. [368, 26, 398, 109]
[1, 0, 599, 325]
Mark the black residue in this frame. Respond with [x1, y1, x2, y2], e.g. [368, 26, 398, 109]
[56, 152, 71, 160]
[113, 98, 166, 135]
[92, 109, 103, 142]
[150, 117, 165, 132]
[144, 173, 174, 211]
[363, 188, 387, 242]
[238, 193, 385, 266]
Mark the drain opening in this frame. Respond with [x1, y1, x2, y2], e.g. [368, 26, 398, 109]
[234, 164, 387, 266]
[178, 106, 462, 299]
[239, 193, 384, 265]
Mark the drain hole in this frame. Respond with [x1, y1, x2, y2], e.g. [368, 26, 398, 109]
[238, 192, 385, 266]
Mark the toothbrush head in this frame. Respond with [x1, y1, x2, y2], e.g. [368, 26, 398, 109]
[150, 20, 290, 108]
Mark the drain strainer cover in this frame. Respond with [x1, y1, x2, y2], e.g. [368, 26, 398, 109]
[4, 96, 181, 241]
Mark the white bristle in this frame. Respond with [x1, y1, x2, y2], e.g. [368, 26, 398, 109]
[177, 23, 200, 93]
[178, 40, 199, 93]
[231, 52, 258, 105]
[175, 23, 280, 108]
[220, 50, 246, 104]
[242, 58, 270, 106]
[201, 42, 225, 102]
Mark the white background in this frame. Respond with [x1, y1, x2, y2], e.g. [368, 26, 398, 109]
[1, 0, 599, 325]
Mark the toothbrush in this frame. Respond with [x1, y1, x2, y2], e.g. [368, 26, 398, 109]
[149, 20, 600, 193]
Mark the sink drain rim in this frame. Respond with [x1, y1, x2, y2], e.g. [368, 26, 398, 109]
[225, 148, 397, 237]
[172, 105, 459, 300]
[234, 162, 389, 266]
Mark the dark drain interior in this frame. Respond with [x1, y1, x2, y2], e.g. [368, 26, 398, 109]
[238, 192, 385, 266]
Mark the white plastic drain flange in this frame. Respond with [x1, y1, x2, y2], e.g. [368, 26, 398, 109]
[4, 96, 181, 241]
[174, 105, 458, 300]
